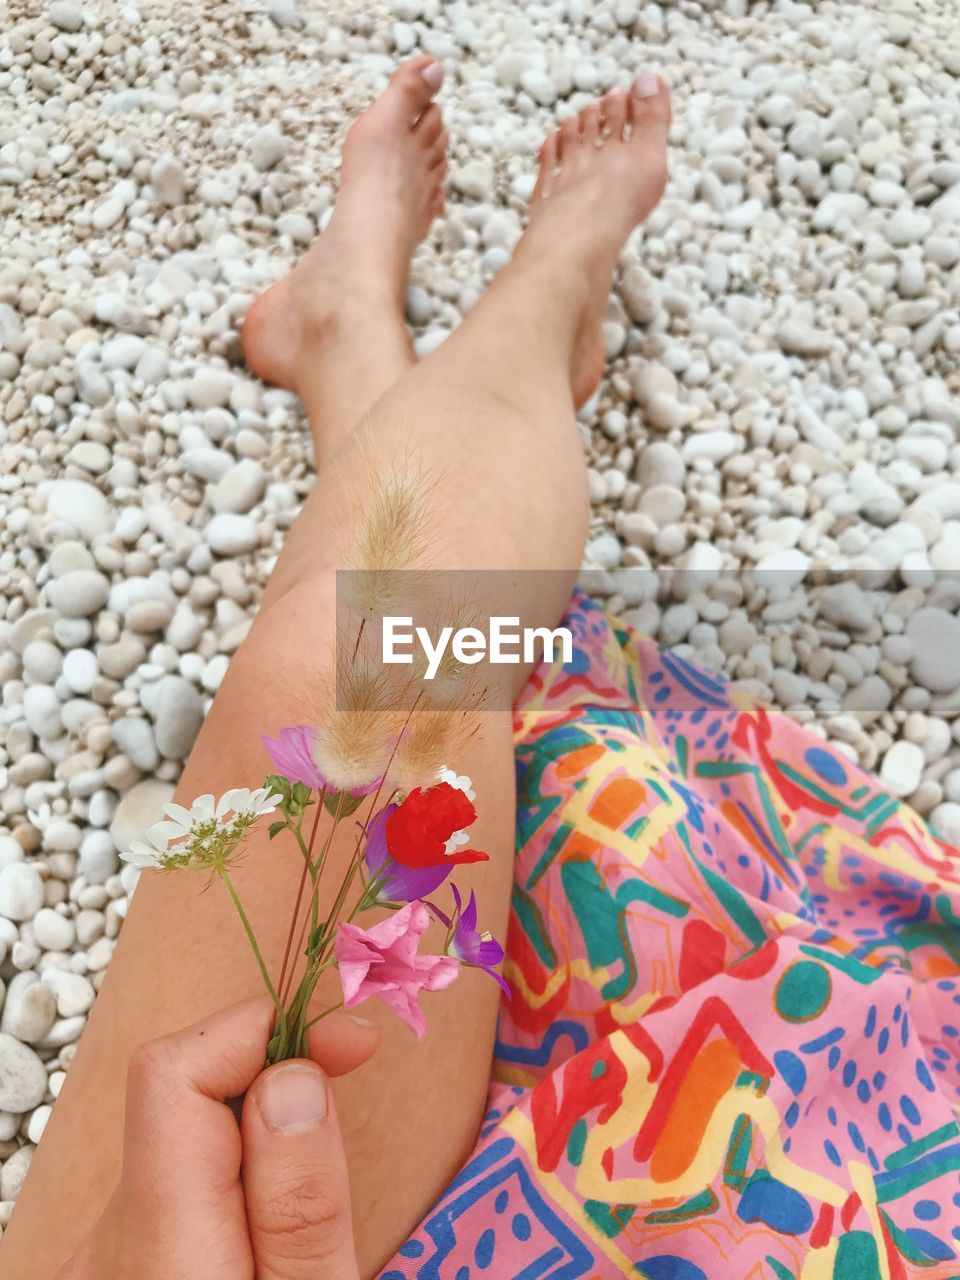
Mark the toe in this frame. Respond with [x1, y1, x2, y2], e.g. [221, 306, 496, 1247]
[579, 102, 602, 147]
[381, 55, 445, 126]
[414, 102, 445, 147]
[629, 73, 671, 133]
[558, 114, 580, 161]
[578, 103, 601, 147]
[532, 131, 559, 200]
[428, 131, 449, 169]
[601, 91, 629, 142]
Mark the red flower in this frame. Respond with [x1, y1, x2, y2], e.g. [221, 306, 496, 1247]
[385, 781, 489, 869]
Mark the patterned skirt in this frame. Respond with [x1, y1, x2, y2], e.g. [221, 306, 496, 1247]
[379, 594, 960, 1279]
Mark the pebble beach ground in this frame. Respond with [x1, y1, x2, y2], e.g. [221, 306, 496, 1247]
[1, 0, 959, 1226]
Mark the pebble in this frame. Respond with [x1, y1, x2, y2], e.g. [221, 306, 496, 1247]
[586, 532, 622, 570]
[187, 370, 235, 409]
[45, 481, 111, 541]
[41, 971, 95, 1018]
[0, 1144, 34, 1198]
[79, 831, 119, 884]
[635, 442, 685, 490]
[211, 460, 267, 515]
[0, 866, 44, 923]
[207, 512, 259, 556]
[269, 0, 303, 29]
[755, 548, 809, 590]
[1, 979, 57, 1045]
[682, 431, 741, 464]
[99, 637, 145, 679]
[182, 448, 233, 483]
[777, 320, 833, 358]
[818, 583, 873, 632]
[153, 675, 204, 758]
[645, 393, 694, 432]
[451, 161, 494, 201]
[906, 609, 960, 693]
[887, 209, 932, 246]
[102, 334, 146, 370]
[92, 198, 125, 231]
[880, 741, 925, 797]
[48, 2, 84, 32]
[62, 648, 98, 694]
[931, 803, 960, 846]
[32, 908, 75, 952]
[110, 779, 176, 853]
[151, 155, 186, 206]
[249, 124, 287, 172]
[46, 569, 110, 618]
[638, 485, 685, 526]
[112, 718, 160, 772]
[0, 1035, 47, 1112]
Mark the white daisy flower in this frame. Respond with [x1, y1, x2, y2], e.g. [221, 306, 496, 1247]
[123, 821, 182, 870]
[121, 787, 282, 872]
[161, 787, 280, 838]
[437, 766, 476, 801]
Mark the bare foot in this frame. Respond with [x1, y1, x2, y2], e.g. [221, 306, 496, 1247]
[242, 55, 449, 394]
[527, 74, 671, 406]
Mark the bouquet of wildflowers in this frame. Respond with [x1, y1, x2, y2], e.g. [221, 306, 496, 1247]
[120, 466, 507, 1062]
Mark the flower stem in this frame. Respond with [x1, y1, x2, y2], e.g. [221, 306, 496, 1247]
[280, 957, 335, 1057]
[304, 1000, 343, 1031]
[278, 787, 326, 1003]
[219, 868, 286, 1027]
[282, 794, 345, 997]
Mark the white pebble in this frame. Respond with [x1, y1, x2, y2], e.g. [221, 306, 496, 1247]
[879, 741, 925, 798]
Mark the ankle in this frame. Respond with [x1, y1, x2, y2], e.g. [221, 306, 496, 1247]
[508, 236, 598, 330]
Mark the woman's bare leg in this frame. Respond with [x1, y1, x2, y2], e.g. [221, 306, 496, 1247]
[4, 73, 671, 1278]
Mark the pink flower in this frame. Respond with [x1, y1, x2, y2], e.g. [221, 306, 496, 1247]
[261, 725, 324, 789]
[261, 724, 381, 798]
[335, 901, 459, 1037]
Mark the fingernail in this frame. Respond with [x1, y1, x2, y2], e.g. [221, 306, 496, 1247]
[259, 1064, 328, 1134]
[632, 73, 660, 99]
[422, 60, 444, 90]
[348, 1013, 376, 1028]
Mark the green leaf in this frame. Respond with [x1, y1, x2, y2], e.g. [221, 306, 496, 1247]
[267, 820, 286, 840]
[323, 788, 365, 817]
[307, 925, 325, 954]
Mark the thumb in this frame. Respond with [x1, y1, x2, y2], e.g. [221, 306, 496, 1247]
[242, 1060, 360, 1280]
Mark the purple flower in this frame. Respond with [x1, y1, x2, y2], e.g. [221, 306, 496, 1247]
[262, 725, 381, 798]
[448, 885, 510, 995]
[363, 804, 452, 902]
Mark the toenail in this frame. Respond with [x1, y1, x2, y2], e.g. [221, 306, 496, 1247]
[421, 61, 444, 90]
[632, 72, 660, 99]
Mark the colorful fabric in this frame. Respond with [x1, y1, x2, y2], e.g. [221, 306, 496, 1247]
[379, 593, 960, 1279]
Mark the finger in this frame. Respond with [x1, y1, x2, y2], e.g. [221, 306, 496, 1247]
[243, 1060, 360, 1280]
[122, 998, 379, 1219]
